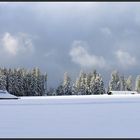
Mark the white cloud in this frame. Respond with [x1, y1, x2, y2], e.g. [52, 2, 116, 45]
[2, 32, 18, 55]
[115, 50, 137, 67]
[69, 41, 106, 68]
[1, 32, 34, 56]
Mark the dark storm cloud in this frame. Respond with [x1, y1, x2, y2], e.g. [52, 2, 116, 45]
[0, 2, 140, 87]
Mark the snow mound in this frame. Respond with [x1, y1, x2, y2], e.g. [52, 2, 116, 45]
[0, 90, 18, 99]
[109, 90, 138, 94]
[21, 94, 140, 100]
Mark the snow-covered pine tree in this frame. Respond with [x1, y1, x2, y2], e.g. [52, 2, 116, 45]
[79, 71, 86, 95]
[56, 83, 64, 95]
[44, 72, 47, 95]
[99, 75, 105, 94]
[31, 68, 40, 95]
[40, 74, 46, 96]
[20, 68, 28, 96]
[10, 68, 18, 96]
[2, 68, 8, 91]
[89, 70, 98, 94]
[75, 77, 81, 95]
[8, 69, 12, 94]
[90, 74, 96, 95]
[93, 74, 100, 95]
[7, 68, 14, 94]
[33, 67, 42, 96]
[63, 72, 72, 95]
[23, 70, 30, 96]
[135, 75, 140, 93]
[71, 83, 77, 95]
[15, 68, 24, 96]
[29, 68, 44, 96]
[90, 73, 105, 95]
[0, 68, 6, 90]
[22, 68, 28, 96]
[10, 68, 24, 96]
[109, 70, 121, 91]
[28, 70, 35, 96]
[120, 75, 126, 91]
[125, 75, 133, 91]
[74, 70, 86, 95]
[85, 72, 92, 95]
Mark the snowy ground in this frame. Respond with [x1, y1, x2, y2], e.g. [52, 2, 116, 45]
[0, 94, 140, 138]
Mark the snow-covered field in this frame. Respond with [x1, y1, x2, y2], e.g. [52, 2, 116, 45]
[0, 94, 140, 138]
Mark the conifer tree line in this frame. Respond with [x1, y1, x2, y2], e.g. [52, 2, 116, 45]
[108, 70, 140, 93]
[50, 70, 105, 96]
[0, 67, 47, 96]
[49, 70, 140, 96]
[0, 67, 140, 96]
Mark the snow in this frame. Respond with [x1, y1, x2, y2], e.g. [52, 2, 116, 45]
[0, 90, 18, 99]
[110, 90, 138, 94]
[0, 94, 140, 138]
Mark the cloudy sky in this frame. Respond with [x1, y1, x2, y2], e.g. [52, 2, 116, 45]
[0, 2, 140, 88]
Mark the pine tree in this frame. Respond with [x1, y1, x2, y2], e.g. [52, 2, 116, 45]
[74, 70, 86, 95]
[63, 72, 72, 95]
[90, 73, 105, 95]
[71, 83, 76, 95]
[85, 72, 92, 95]
[2, 68, 8, 91]
[40, 74, 46, 96]
[8, 69, 16, 95]
[93, 74, 100, 95]
[34, 67, 43, 96]
[135, 75, 140, 93]
[32, 68, 39, 95]
[44, 72, 47, 95]
[0, 69, 6, 90]
[11, 68, 18, 96]
[90, 70, 98, 94]
[15, 68, 24, 96]
[79, 71, 86, 95]
[56, 84, 64, 95]
[90, 74, 96, 94]
[99, 76, 105, 94]
[125, 75, 133, 91]
[120, 75, 126, 91]
[75, 77, 81, 95]
[109, 70, 121, 91]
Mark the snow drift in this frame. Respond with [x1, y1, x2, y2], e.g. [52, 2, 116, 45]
[0, 90, 18, 99]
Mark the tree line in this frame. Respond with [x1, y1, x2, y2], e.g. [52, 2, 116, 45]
[48, 70, 140, 96]
[0, 67, 47, 96]
[0, 67, 140, 96]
